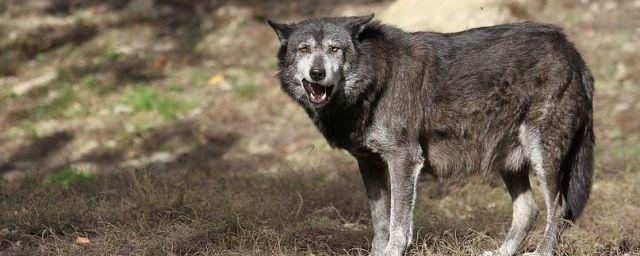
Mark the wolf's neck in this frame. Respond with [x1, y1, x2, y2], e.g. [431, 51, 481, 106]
[308, 78, 382, 150]
[310, 106, 368, 150]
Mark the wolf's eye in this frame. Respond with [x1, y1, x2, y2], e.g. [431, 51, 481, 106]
[299, 45, 310, 53]
[330, 46, 340, 53]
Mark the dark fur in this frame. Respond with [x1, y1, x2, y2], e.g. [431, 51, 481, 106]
[269, 15, 594, 256]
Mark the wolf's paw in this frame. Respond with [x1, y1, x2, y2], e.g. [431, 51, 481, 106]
[480, 250, 503, 256]
[480, 251, 495, 256]
[521, 253, 542, 256]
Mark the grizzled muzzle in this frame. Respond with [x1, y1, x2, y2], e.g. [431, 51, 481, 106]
[298, 53, 340, 106]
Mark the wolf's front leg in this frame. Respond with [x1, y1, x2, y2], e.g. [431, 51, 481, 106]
[382, 149, 424, 256]
[357, 157, 390, 255]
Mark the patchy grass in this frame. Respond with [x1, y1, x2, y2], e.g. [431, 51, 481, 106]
[82, 74, 101, 90]
[0, 165, 370, 255]
[231, 82, 262, 98]
[122, 86, 199, 119]
[33, 86, 78, 119]
[44, 167, 96, 190]
[103, 48, 122, 62]
[225, 68, 264, 98]
[615, 143, 640, 165]
[0, 88, 13, 108]
[2, 155, 638, 255]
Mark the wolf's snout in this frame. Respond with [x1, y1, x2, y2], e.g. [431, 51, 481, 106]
[310, 68, 326, 81]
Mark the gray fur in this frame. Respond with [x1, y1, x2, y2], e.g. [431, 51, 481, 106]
[268, 14, 594, 256]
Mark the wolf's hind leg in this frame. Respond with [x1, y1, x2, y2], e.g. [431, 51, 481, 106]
[534, 152, 568, 255]
[357, 157, 390, 255]
[481, 167, 538, 256]
[520, 125, 565, 256]
[491, 169, 539, 256]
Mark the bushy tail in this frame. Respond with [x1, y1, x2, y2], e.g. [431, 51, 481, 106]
[561, 69, 595, 221]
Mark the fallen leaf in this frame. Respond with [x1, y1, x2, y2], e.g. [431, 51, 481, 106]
[75, 236, 91, 245]
[153, 55, 168, 69]
[208, 74, 225, 86]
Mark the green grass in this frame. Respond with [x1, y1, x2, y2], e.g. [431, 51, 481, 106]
[0, 87, 14, 107]
[564, 12, 582, 28]
[615, 142, 640, 163]
[167, 82, 184, 92]
[192, 69, 211, 86]
[33, 86, 78, 119]
[104, 48, 122, 62]
[44, 166, 97, 189]
[18, 120, 39, 137]
[122, 85, 199, 119]
[225, 68, 263, 98]
[231, 83, 262, 98]
[82, 74, 101, 89]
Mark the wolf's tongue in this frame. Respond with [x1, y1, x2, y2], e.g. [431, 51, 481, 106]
[310, 82, 325, 97]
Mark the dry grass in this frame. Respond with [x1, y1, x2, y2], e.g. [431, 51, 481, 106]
[1, 0, 639, 255]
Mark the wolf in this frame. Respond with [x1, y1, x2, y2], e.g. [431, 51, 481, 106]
[267, 14, 594, 256]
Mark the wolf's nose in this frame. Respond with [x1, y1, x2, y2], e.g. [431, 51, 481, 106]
[310, 68, 326, 81]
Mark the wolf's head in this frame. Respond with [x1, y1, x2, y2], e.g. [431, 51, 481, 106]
[267, 14, 375, 109]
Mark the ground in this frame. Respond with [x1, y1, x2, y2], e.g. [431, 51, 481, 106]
[0, 0, 639, 255]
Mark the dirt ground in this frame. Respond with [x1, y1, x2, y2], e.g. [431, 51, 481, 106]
[0, 0, 639, 255]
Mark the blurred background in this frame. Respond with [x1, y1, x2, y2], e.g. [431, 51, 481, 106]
[0, 0, 638, 255]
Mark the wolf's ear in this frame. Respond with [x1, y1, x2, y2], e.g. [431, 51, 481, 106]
[267, 19, 294, 44]
[344, 13, 375, 37]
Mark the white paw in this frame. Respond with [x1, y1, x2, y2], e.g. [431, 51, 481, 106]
[480, 250, 503, 256]
[480, 251, 497, 256]
[522, 253, 542, 256]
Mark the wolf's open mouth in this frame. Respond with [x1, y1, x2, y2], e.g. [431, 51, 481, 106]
[302, 79, 333, 105]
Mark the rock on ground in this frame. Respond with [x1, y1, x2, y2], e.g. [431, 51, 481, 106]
[379, 0, 547, 32]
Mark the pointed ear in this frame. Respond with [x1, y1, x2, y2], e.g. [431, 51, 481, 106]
[267, 19, 294, 44]
[344, 13, 375, 37]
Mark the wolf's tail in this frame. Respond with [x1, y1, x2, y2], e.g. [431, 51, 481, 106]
[561, 68, 595, 221]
